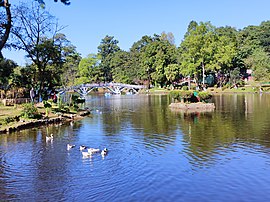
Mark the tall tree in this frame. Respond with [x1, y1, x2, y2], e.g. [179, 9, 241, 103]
[244, 47, 270, 81]
[97, 35, 120, 82]
[11, 2, 66, 98]
[0, 0, 70, 59]
[179, 21, 217, 84]
[0, 0, 11, 58]
[160, 31, 175, 45]
[111, 50, 134, 84]
[140, 39, 177, 88]
[0, 57, 16, 88]
[76, 54, 101, 84]
[129, 35, 155, 84]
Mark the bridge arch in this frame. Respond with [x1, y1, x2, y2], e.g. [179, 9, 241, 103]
[58, 83, 147, 97]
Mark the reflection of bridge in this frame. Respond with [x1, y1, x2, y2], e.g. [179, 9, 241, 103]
[59, 83, 147, 97]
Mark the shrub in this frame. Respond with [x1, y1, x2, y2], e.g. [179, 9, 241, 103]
[169, 90, 193, 102]
[198, 92, 212, 102]
[21, 103, 41, 119]
[170, 90, 212, 103]
[182, 86, 189, 91]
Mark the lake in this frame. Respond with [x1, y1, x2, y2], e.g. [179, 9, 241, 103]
[1, 93, 270, 201]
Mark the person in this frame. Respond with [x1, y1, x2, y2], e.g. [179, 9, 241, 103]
[193, 91, 200, 102]
[30, 87, 35, 102]
[53, 92, 57, 103]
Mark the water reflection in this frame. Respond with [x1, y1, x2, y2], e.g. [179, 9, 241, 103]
[0, 94, 270, 201]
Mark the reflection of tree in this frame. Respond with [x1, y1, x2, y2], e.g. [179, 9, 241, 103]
[102, 95, 178, 147]
[177, 94, 270, 167]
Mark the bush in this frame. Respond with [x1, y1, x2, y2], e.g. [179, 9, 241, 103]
[198, 92, 212, 102]
[170, 90, 212, 103]
[21, 103, 41, 119]
[169, 90, 193, 102]
[182, 86, 189, 91]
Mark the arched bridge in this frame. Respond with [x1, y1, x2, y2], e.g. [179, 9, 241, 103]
[59, 83, 147, 97]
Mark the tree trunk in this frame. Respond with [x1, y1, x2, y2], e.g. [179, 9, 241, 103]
[0, 0, 12, 59]
[202, 62, 205, 85]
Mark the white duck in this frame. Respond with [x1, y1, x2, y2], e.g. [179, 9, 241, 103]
[101, 148, 108, 157]
[46, 134, 53, 142]
[88, 148, 100, 155]
[82, 151, 91, 158]
[79, 145, 87, 151]
[67, 144, 75, 150]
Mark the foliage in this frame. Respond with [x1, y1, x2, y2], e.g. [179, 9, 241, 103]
[140, 39, 177, 87]
[21, 103, 41, 119]
[10, 2, 77, 99]
[75, 54, 101, 84]
[170, 90, 212, 103]
[197, 91, 212, 101]
[244, 47, 270, 81]
[169, 90, 193, 101]
[178, 21, 238, 86]
[0, 58, 17, 88]
[97, 35, 121, 82]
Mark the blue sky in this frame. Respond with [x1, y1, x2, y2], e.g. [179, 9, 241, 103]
[3, 0, 270, 65]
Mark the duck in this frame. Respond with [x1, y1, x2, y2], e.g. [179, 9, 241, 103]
[101, 148, 108, 157]
[88, 148, 100, 155]
[79, 145, 87, 151]
[82, 151, 91, 158]
[67, 144, 75, 150]
[46, 134, 53, 141]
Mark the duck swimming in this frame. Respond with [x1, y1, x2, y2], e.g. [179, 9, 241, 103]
[67, 144, 75, 150]
[82, 151, 91, 158]
[79, 145, 87, 151]
[101, 148, 108, 157]
[88, 148, 100, 155]
[46, 134, 53, 142]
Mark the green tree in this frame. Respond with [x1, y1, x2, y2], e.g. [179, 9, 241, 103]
[179, 21, 217, 84]
[129, 35, 155, 84]
[76, 54, 101, 84]
[140, 39, 177, 88]
[97, 35, 120, 82]
[164, 64, 181, 85]
[111, 51, 134, 83]
[11, 2, 67, 98]
[244, 47, 270, 81]
[179, 21, 238, 85]
[0, 57, 16, 88]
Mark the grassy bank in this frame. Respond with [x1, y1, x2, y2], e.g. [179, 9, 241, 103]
[0, 102, 88, 132]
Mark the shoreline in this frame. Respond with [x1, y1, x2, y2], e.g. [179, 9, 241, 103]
[0, 110, 90, 134]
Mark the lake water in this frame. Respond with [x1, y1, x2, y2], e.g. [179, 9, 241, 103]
[1, 93, 270, 201]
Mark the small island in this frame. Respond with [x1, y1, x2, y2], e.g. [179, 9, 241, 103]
[169, 90, 215, 112]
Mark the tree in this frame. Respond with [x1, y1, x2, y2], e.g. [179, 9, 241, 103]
[129, 35, 155, 84]
[140, 39, 177, 88]
[0, 57, 16, 88]
[0, 0, 70, 59]
[111, 51, 134, 83]
[76, 54, 101, 84]
[160, 31, 175, 45]
[164, 64, 181, 85]
[11, 2, 67, 98]
[0, 0, 11, 58]
[97, 35, 120, 82]
[179, 21, 217, 84]
[61, 51, 81, 87]
[244, 47, 270, 81]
